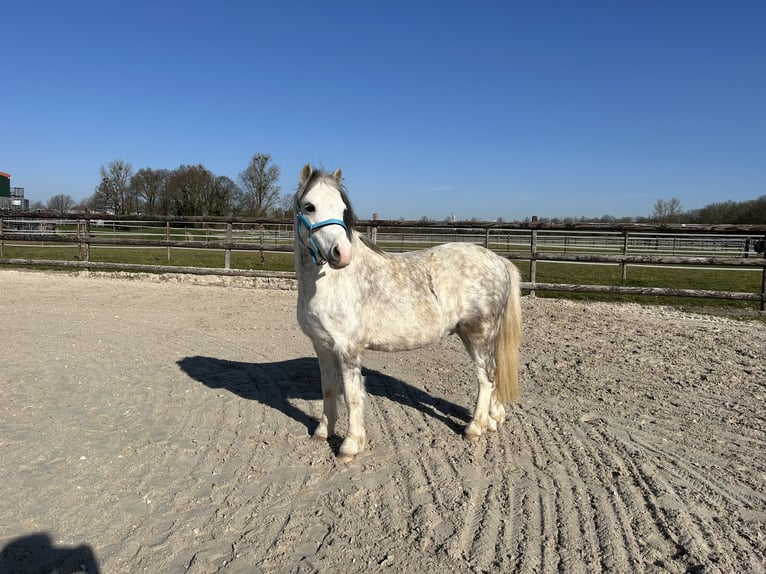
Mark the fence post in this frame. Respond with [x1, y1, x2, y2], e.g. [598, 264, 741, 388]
[485, 228, 490, 249]
[370, 213, 378, 244]
[621, 230, 629, 284]
[761, 234, 766, 313]
[259, 223, 265, 266]
[760, 265, 766, 313]
[166, 222, 171, 262]
[82, 218, 90, 271]
[529, 217, 538, 297]
[225, 222, 233, 269]
[0, 217, 4, 258]
[77, 219, 83, 260]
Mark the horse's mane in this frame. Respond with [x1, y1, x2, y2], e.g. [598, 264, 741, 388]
[358, 232, 389, 256]
[297, 168, 357, 231]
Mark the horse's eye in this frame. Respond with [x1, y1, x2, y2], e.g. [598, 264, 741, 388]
[304, 203, 316, 213]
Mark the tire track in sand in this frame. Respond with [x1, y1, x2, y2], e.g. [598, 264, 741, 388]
[361, 360, 526, 571]
[365, 368, 473, 561]
[606, 423, 766, 572]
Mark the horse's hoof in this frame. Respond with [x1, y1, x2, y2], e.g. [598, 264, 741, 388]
[311, 434, 327, 442]
[464, 422, 482, 442]
[336, 452, 356, 463]
[463, 432, 481, 442]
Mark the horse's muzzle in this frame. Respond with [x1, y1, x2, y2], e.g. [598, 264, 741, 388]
[327, 241, 352, 269]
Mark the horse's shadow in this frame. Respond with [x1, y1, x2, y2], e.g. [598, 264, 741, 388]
[177, 356, 471, 439]
[0, 533, 100, 574]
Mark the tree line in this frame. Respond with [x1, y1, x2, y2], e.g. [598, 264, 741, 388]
[511, 196, 765, 225]
[37, 163, 765, 224]
[42, 153, 289, 217]
[647, 196, 766, 225]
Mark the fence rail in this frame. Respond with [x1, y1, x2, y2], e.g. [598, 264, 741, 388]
[2, 213, 765, 311]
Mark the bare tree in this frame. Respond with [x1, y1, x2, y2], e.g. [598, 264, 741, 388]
[72, 199, 90, 212]
[652, 197, 683, 223]
[238, 153, 281, 216]
[47, 194, 75, 214]
[92, 160, 135, 214]
[270, 193, 295, 218]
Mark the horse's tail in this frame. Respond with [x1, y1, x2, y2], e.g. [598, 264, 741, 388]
[495, 260, 522, 404]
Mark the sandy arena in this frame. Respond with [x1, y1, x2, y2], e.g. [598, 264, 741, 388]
[0, 269, 764, 573]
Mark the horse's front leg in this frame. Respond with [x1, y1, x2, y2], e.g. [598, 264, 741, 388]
[338, 356, 366, 463]
[312, 348, 340, 442]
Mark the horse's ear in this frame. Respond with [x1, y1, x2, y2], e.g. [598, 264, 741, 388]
[332, 168, 342, 183]
[300, 164, 313, 185]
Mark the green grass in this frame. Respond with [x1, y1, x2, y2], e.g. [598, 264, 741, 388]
[92, 247, 223, 267]
[1, 243, 83, 261]
[526, 261, 761, 292]
[90, 246, 295, 272]
[0, 243, 295, 272]
[230, 251, 294, 272]
[520, 261, 763, 314]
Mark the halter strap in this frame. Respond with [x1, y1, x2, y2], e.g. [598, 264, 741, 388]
[295, 210, 349, 266]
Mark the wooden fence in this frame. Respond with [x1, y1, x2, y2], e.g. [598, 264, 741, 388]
[2, 213, 765, 311]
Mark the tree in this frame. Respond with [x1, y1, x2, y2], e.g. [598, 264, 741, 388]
[238, 153, 281, 216]
[47, 194, 75, 214]
[693, 196, 766, 224]
[270, 193, 295, 218]
[72, 199, 90, 212]
[166, 165, 214, 216]
[92, 160, 136, 214]
[209, 175, 240, 216]
[652, 198, 683, 223]
[744, 195, 766, 223]
[131, 168, 171, 216]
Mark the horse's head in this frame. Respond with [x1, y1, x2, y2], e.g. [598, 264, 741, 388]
[295, 163, 356, 269]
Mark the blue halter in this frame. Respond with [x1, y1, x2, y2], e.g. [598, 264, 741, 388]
[295, 208, 349, 266]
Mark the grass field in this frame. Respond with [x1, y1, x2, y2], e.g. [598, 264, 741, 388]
[1, 241, 763, 315]
[0, 244, 296, 273]
[527, 260, 763, 313]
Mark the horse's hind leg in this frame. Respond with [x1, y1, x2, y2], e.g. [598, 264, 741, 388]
[464, 362, 495, 441]
[489, 392, 506, 426]
[459, 331, 504, 441]
[313, 347, 340, 441]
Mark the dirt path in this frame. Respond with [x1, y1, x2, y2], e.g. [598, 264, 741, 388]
[0, 270, 764, 573]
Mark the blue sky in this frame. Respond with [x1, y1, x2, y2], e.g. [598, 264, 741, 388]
[2, 1, 764, 220]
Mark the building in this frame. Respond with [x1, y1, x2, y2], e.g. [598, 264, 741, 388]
[0, 172, 29, 210]
[0, 171, 9, 197]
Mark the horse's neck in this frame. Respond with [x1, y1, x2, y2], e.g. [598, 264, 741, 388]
[294, 237, 314, 279]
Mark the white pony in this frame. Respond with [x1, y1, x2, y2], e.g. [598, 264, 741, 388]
[294, 164, 522, 462]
